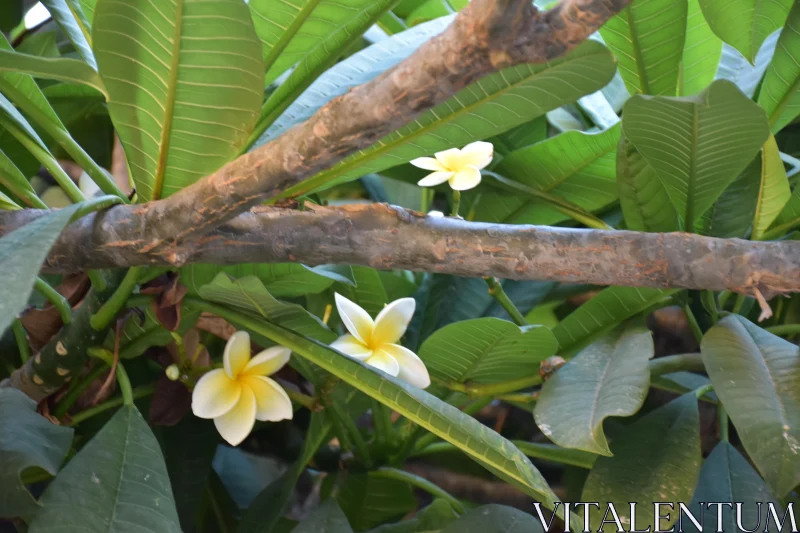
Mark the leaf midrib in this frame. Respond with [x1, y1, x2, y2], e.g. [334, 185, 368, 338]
[260, 0, 322, 79]
[627, 5, 651, 95]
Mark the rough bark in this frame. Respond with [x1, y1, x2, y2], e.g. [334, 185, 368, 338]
[4, 204, 799, 298]
[34, 0, 631, 265]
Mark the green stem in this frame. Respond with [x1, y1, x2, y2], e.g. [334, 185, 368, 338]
[761, 218, 800, 240]
[650, 376, 718, 405]
[0, 115, 85, 203]
[71, 194, 124, 221]
[718, 404, 729, 442]
[87, 347, 134, 406]
[648, 353, 705, 376]
[370, 467, 465, 514]
[52, 363, 108, 418]
[694, 383, 714, 399]
[766, 324, 800, 336]
[0, 79, 126, 200]
[483, 277, 528, 326]
[34, 277, 72, 324]
[87, 270, 108, 292]
[68, 384, 154, 425]
[683, 305, 704, 344]
[495, 392, 537, 404]
[415, 441, 596, 470]
[372, 397, 393, 450]
[451, 190, 461, 217]
[446, 373, 541, 397]
[90, 266, 142, 330]
[285, 388, 317, 410]
[11, 319, 30, 364]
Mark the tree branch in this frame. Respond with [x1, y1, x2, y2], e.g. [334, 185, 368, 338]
[4, 204, 799, 298]
[38, 0, 631, 265]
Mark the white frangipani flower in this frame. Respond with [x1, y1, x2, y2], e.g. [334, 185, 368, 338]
[191, 331, 293, 446]
[331, 293, 430, 389]
[410, 141, 494, 191]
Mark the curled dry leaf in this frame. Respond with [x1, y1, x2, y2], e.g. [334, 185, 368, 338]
[141, 272, 188, 331]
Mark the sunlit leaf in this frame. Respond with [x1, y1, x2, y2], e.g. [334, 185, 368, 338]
[699, 0, 792, 63]
[759, 1, 800, 133]
[680, 0, 723, 95]
[440, 505, 545, 533]
[752, 135, 792, 240]
[40, 0, 95, 69]
[0, 49, 106, 96]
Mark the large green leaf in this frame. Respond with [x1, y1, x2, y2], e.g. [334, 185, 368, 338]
[0, 49, 106, 96]
[0, 388, 73, 517]
[622, 79, 770, 229]
[698, 0, 792, 63]
[194, 282, 561, 509]
[534, 326, 654, 456]
[752, 135, 792, 239]
[552, 286, 677, 355]
[440, 505, 545, 533]
[28, 405, 181, 533]
[293, 501, 353, 533]
[687, 442, 780, 533]
[599, 0, 687, 96]
[581, 394, 702, 532]
[701, 315, 800, 497]
[418, 318, 557, 386]
[680, 0, 723, 95]
[0, 147, 45, 208]
[327, 473, 417, 532]
[93, 0, 263, 200]
[616, 135, 679, 232]
[715, 30, 780, 98]
[40, 0, 96, 69]
[759, 1, 800, 133]
[698, 156, 761, 238]
[474, 126, 620, 226]
[0, 205, 79, 336]
[274, 41, 616, 198]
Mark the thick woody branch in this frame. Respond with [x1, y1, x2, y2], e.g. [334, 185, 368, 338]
[4, 204, 799, 298]
[58, 0, 630, 264]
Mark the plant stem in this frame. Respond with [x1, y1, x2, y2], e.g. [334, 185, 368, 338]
[447, 374, 541, 397]
[34, 277, 72, 324]
[648, 353, 705, 376]
[11, 319, 30, 364]
[370, 467, 465, 514]
[451, 190, 461, 217]
[87, 347, 133, 406]
[52, 363, 108, 418]
[90, 266, 142, 330]
[766, 324, 800, 336]
[718, 404, 729, 442]
[285, 388, 317, 410]
[694, 383, 714, 399]
[372, 397, 393, 450]
[683, 304, 704, 344]
[87, 270, 108, 292]
[483, 277, 528, 326]
[650, 376, 718, 405]
[68, 384, 154, 425]
[71, 194, 124, 220]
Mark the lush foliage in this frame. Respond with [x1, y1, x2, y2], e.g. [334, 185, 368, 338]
[0, 0, 799, 532]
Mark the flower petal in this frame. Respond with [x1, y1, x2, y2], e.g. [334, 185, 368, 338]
[409, 156, 447, 171]
[224, 331, 251, 379]
[243, 375, 293, 422]
[334, 293, 374, 344]
[244, 345, 291, 377]
[448, 165, 482, 191]
[372, 298, 416, 346]
[417, 171, 454, 187]
[434, 147, 463, 169]
[459, 141, 494, 170]
[214, 386, 257, 446]
[381, 344, 431, 389]
[331, 334, 372, 360]
[191, 369, 242, 419]
[365, 351, 400, 377]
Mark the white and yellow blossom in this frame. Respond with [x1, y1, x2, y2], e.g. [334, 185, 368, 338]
[331, 293, 430, 389]
[191, 331, 292, 446]
[410, 141, 493, 191]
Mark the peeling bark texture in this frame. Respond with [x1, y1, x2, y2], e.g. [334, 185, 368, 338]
[3, 204, 799, 298]
[48, 0, 631, 264]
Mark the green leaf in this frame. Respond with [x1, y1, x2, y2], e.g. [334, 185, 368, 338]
[599, 0, 687, 96]
[0, 388, 73, 517]
[752, 135, 792, 239]
[93, 0, 263, 200]
[193, 289, 561, 508]
[0, 0, 23, 33]
[0, 49, 106, 96]
[0, 190, 20, 210]
[534, 326, 654, 456]
[440, 505, 544, 533]
[28, 405, 181, 533]
[687, 442, 780, 533]
[327, 473, 417, 531]
[699, 0, 792, 63]
[680, 0, 723, 95]
[773, 178, 800, 234]
[40, 0, 96, 69]
[617, 135, 680, 232]
[418, 318, 558, 385]
[552, 286, 677, 355]
[701, 315, 800, 496]
[340, 266, 390, 317]
[0, 147, 45, 209]
[715, 30, 780, 98]
[698, 156, 761, 237]
[581, 394, 702, 532]
[759, 1, 800, 133]
[181, 263, 350, 299]
[294, 501, 353, 533]
[364, 500, 459, 533]
[0, 205, 79, 336]
[475, 126, 620, 227]
[622, 79, 770, 229]
[199, 274, 336, 343]
[277, 41, 616, 198]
